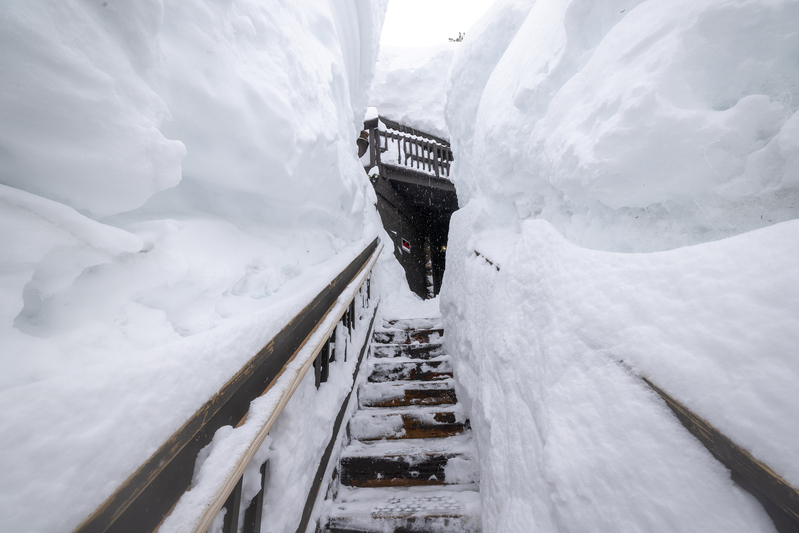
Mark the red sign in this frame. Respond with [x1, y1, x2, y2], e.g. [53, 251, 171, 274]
[401, 239, 411, 253]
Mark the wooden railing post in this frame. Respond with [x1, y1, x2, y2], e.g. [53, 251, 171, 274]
[242, 461, 269, 533]
[221, 477, 243, 533]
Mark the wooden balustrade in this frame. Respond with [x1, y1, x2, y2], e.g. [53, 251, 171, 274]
[364, 116, 453, 179]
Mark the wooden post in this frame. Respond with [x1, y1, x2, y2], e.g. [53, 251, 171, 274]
[314, 351, 321, 389]
[242, 461, 269, 533]
[221, 476, 243, 533]
[320, 340, 329, 383]
[329, 328, 337, 362]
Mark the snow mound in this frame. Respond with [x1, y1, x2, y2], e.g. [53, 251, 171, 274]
[446, 0, 799, 252]
[369, 44, 456, 140]
[0, 1, 395, 531]
[442, 204, 796, 532]
[440, 0, 799, 530]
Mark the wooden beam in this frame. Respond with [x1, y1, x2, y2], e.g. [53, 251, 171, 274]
[642, 377, 799, 523]
[383, 164, 456, 193]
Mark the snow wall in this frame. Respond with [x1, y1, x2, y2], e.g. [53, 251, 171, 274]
[441, 0, 799, 531]
[0, 1, 419, 531]
[369, 44, 456, 140]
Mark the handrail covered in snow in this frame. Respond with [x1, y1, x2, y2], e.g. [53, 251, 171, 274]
[364, 115, 454, 181]
[75, 238, 382, 533]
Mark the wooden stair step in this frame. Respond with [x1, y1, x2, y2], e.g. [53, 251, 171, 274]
[339, 453, 476, 488]
[339, 435, 477, 488]
[382, 318, 442, 331]
[326, 489, 481, 533]
[368, 360, 453, 383]
[373, 328, 444, 345]
[358, 381, 457, 408]
[372, 343, 446, 360]
[348, 407, 469, 441]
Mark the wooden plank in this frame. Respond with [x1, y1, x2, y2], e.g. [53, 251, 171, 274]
[74, 239, 380, 533]
[642, 377, 799, 523]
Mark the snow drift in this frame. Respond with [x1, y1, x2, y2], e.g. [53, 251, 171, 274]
[0, 1, 395, 531]
[441, 0, 799, 531]
[446, 0, 799, 252]
[369, 44, 456, 140]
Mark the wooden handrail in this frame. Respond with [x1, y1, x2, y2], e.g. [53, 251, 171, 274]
[74, 238, 381, 533]
[641, 377, 799, 527]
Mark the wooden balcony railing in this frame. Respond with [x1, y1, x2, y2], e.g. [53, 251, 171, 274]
[364, 116, 453, 180]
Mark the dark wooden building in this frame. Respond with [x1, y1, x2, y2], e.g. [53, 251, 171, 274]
[363, 116, 457, 299]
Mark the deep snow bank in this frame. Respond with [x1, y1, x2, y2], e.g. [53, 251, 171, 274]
[444, 204, 796, 532]
[0, 1, 395, 531]
[369, 44, 455, 140]
[446, 0, 799, 252]
[441, 0, 799, 530]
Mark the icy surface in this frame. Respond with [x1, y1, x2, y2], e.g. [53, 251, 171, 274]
[369, 45, 455, 140]
[438, 0, 799, 531]
[0, 1, 400, 531]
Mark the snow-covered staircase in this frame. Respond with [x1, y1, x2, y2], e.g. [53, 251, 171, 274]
[321, 318, 481, 533]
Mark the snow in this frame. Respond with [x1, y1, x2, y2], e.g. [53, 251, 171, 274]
[4, 0, 798, 530]
[0, 1, 402, 531]
[369, 45, 455, 140]
[446, 0, 799, 253]
[437, 0, 799, 530]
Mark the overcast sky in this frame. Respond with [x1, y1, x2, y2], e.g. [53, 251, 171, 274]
[380, 0, 496, 48]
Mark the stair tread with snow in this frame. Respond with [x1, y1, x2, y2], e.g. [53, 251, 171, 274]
[326, 488, 481, 533]
[358, 380, 458, 408]
[348, 405, 469, 441]
[372, 343, 446, 360]
[373, 328, 444, 345]
[367, 359, 453, 382]
[382, 318, 443, 331]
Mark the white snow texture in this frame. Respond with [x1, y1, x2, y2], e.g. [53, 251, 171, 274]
[441, 0, 798, 532]
[0, 1, 392, 531]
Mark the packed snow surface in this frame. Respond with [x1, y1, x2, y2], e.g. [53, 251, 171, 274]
[369, 45, 455, 140]
[439, 0, 799, 531]
[0, 0, 403, 531]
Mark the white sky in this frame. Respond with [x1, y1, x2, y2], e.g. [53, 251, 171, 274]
[380, 0, 496, 48]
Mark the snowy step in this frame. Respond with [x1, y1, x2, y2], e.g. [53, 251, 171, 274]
[339, 435, 478, 488]
[325, 488, 481, 533]
[359, 380, 457, 408]
[372, 343, 446, 360]
[382, 318, 443, 331]
[373, 328, 444, 345]
[348, 405, 469, 441]
[367, 359, 452, 383]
